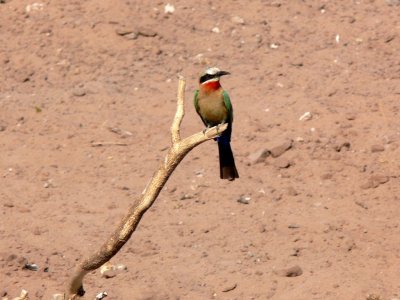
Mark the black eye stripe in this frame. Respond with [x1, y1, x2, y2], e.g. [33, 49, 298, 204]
[200, 73, 216, 83]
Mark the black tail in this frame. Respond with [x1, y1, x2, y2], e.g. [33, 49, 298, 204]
[218, 141, 239, 181]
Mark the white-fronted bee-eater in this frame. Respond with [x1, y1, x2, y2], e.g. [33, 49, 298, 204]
[194, 67, 239, 181]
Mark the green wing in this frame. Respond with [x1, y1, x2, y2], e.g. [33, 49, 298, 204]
[223, 90, 233, 122]
[193, 89, 207, 126]
[193, 89, 200, 113]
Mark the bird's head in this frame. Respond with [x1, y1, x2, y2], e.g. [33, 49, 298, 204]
[199, 67, 230, 85]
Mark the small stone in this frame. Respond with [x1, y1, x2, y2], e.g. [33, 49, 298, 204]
[288, 224, 300, 229]
[248, 148, 270, 164]
[275, 265, 303, 277]
[124, 32, 138, 40]
[385, 34, 396, 43]
[355, 201, 368, 210]
[95, 291, 108, 300]
[321, 173, 333, 180]
[211, 27, 220, 33]
[0, 124, 6, 132]
[386, 0, 400, 5]
[237, 195, 250, 204]
[371, 145, 384, 153]
[222, 283, 237, 292]
[102, 269, 116, 278]
[231, 16, 245, 25]
[286, 186, 298, 196]
[270, 43, 279, 49]
[333, 141, 351, 152]
[116, 27, 135, 35]
[72, 87, 86, 97]
[345, 113, 356, 120]
[23, 263, 39, 271]
[274, 157, 291, 169]
[299, 112, 312, 121]
[138, 28, 157, 37]
[361, 175, 389, 189]
[270, 140, 293, 158]
[100, 262, 127, 279]
[25, 3, 44, 13]
[13, 289, 28, 300]
[164, 3, 175, 14]
[180, 194, 193, 200]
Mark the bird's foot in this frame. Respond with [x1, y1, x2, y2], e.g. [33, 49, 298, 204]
[216, 122, 226, 135]
[203, 125, 211, 135]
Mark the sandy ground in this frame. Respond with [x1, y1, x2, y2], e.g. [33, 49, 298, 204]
[1, 0, 400, 299]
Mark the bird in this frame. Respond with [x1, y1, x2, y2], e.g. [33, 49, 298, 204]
[193, 67, 239, 181]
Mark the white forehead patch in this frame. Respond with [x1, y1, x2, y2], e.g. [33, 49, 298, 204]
[205, 67, 220, 75]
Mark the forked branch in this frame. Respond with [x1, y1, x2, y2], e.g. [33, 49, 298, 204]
[63, 77, 227, 299]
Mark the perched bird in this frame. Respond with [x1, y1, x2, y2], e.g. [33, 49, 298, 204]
[194, 67, 239, 181]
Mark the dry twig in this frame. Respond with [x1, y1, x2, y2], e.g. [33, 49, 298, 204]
[63, 77, 227, 299]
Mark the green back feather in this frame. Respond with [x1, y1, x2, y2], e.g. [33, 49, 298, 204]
[223, 90, 233, 122]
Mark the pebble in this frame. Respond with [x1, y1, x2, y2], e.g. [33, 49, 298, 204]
[270, 140, 293, 158]
[138, 28, 157, 37]
[333, 141, 351, 152]
[237, 195, 251, 204]
[72, 87, 86, 97]
[345, 113, 357, 120]
[95, 291, 108, 300]
[386, 0, 400, 5]
[371, 145, 384, 153]
[212, 27, 220, 33]
[361, 175, 389, 189]
[164, 3, 175, 14]
[321, 173, 333, 180]
[299, 112, 312, 121]
[286, 186, 298, 196]
[25, 3, 44, 13]
[288, 224, 300, 229]
[10, 289, 28, 300]
[23, 263, 39, 271]
[274, 265, 303, 277]
[231, 16, 245, 25]
[248, 148, 270, 164]
[258, 224, 267, 233]
[222, 283, 237, 292]
[180, 194, 193, 200]
[100, 262, 127, 279]
[115, 27, 136, 36]
[274, 157, 291, 169]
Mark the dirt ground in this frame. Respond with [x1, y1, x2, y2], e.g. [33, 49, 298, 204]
[1, 0, 400, 299]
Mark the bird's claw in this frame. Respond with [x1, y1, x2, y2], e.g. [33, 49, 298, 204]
[216, 124, 221, 134]
[203, 125, 211, 135]
[216, 122, 226, 135]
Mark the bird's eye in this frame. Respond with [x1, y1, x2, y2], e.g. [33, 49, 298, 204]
[200, 74, 214, 83]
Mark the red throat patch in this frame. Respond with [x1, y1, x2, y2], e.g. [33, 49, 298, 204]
[201, 80, 221, 92]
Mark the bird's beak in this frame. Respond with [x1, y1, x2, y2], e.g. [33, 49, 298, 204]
[217, 70, 230, 77]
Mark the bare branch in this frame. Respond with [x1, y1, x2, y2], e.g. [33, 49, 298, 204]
[171, 76, 185, 144]
[63, 77, 226, 300]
